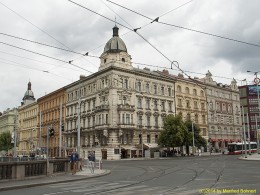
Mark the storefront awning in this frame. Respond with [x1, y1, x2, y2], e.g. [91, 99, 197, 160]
[136, 143, 159, 149]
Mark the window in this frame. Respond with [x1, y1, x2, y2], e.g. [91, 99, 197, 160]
[155, 116, 158, 127]
[93, 100, 96, 109]
[186, 113, 191, 121]
[178, 98, 182, 107]
[200, 90, 204, 97]
[168, 88, 171, 96]
[123, 96, 127, 105]
[118, 114, 121, 124]
[201, 102, 205, 110]
[195, 114, 198, 123]
[137, 97, 142, 108]
[193, 89, 197, 95]
[155, 135, 158, 143]
[202, 115, 206, 124]
[139, 134, 142, 144]
[161, 101, 165, 111]
[147, 134, 151, 143]
[122, 113, 125, 124]
[146, 83, 150, 93]
[154, 100, 158, 110]
[168, 102, 172, 112]
[137, 82, 141, 91]
[138, 115, 142, 127]
[222, 103, 226, 112]
[147, 116, 151, 127]
[177, 85, 181, 92]
[186, 100, 190, 108]
[124, 79, 128, 89]
[216, 102, 220, 111]
[185, 87, 189, 94]
[122, 58, 125, 62]
[194, 101, 198, 109]
[126, 114, 130, 124]
[114, 149, 120, 154]
[161, 86, 164, 95]
[146, 99, 150, 109]
[154, 85, 157, 94]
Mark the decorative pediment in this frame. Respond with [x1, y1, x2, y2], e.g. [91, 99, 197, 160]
[161, 113, 167, 117]
[153, 112, 159, 116]
[145, 111, 151, 116]
[137, 110, 144, 115]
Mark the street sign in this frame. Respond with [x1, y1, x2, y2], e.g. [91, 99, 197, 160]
[254, 77, 260, 84]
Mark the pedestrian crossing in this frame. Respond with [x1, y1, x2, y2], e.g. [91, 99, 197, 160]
[46, 180, 171, 195]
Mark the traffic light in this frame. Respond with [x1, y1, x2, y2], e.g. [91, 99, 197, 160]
[49, 128, 54, 137]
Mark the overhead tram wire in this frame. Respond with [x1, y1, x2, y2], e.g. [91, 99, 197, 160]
[0, 1, 97, 71]
[106, 0, 260, 49]
[0, 41, 94, 74]
[0, 58, 72, 81]
[0, 33, 241, 82]
[68, 0, 183, 75]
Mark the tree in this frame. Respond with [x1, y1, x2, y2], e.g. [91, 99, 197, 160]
[0, 131, 12, 151]
[185, 120, 207, 149]
[158, 114, 190, 148]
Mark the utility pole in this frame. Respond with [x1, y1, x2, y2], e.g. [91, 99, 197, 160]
[39, 111, 42, 156]
[59, 103, 62, 157]
[242, 106, 247, 158]
[247, 70, 260, 154]
[46, 125, 50, 175]
[247, 113, 251, 155]
[77, 86, 81, 158]
[256, 115, 259, 154]
[192, 121, 195, 155]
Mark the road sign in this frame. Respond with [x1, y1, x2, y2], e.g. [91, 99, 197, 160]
[254, 77, 260, 84]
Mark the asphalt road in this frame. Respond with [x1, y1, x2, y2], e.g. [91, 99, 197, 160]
[1, 155, 259, 195]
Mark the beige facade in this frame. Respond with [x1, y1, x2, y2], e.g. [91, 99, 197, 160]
[17, 102, 38, 155]
[201, 71, 242, 150]
[174, 74, 208, 139]
[0, 108, 18, 135]
[65, 26, 176, 160]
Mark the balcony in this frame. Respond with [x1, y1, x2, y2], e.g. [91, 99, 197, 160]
[117, 104, 135, 111]
[95, 105, 109, 112]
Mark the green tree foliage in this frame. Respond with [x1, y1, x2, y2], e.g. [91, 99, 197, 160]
[0, 131, 12, 151]
[158, 114, 191, 147]
[185, 120, 207, 148]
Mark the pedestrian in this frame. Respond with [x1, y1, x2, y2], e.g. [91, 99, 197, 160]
[88, 151, 95, 173]
[70, 150, 78, 175]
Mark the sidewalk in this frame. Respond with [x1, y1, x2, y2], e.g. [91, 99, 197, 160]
[238, 153, 260, 161]
[0, 166, 110, 192]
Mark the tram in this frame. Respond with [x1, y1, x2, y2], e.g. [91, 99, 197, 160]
[227, 142, 257, 155]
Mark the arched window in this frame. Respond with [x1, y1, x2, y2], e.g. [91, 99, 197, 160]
[200, 90, 204, 97]
[185, 87, 189, 94]
[177, 85, 181, 92]
[193, 89, 197, 95]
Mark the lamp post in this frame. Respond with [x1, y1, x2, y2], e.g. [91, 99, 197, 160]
[192, 121, 195, 155]
[247, 70, 260, 153]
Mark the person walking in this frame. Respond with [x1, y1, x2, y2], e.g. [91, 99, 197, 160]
[88, 152, 95, 173]
[70, 150, 78, 175]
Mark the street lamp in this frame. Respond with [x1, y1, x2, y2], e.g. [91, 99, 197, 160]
[247, 70, 260, 154]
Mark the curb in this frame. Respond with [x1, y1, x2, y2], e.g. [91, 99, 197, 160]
[0, 170, 111, 192]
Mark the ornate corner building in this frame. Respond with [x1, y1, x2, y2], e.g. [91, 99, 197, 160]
[65, 26, 176, 160]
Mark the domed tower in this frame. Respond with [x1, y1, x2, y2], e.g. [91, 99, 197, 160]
[99, 25, 133, 71]
[22, 81, 36, 106]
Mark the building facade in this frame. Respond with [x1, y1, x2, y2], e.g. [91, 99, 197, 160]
[37, 87, 66, 157]
[65, 26, 176, 160]
[201, 71, 242, 151]
[239, 84, 260, 141]
[17, 81, 38, 156]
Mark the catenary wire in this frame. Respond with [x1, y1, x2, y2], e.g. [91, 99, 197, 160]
[106, 0, 260, 48]
[0, 41, 94, 74]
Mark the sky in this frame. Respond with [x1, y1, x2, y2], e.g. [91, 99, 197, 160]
[0, 0, 260, 112]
